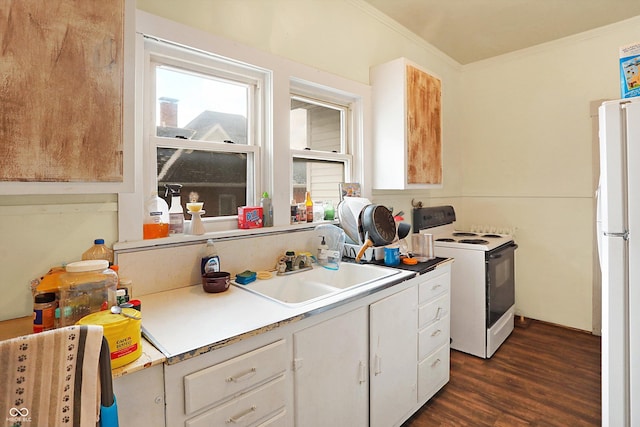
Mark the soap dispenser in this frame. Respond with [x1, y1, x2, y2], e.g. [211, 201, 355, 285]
[165, 184, 185, 234]
[317, 235, 329, 265]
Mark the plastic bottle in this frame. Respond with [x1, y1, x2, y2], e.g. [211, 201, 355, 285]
[305, 191, 313, 223]
[261, 192, 273, 227]
[82, 239, 114, 264]
[143, 192, 170, 239]
[201, 239, 221, 275]
[290, 200, 298, 224]
[317, 235, 329, 266]
[166, 184, 185, 234]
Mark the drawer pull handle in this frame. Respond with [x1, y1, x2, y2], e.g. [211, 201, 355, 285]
[431, 329, 442, 337]
[435, 307, 443, 320]
[226, 367, 257, 383]
[431, 358, 441, 368]
[431, 284, 441, 290]
[227, 405, 256, 423]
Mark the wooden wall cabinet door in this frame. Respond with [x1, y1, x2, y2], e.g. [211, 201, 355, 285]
[370, 57, 442, 189]
[0, 0, 134, 194]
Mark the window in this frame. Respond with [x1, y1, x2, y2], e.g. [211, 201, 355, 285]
[290, 91, 353, 208]
[144, 38, 266, 219]
[118, 15, 369, 244]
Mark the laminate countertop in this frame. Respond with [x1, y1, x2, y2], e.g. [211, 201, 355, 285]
[1, 258, 453, 373]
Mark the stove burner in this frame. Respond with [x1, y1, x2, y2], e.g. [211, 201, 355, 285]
[436, 238, 456, 242]
[452, 232, 478, 237]
[482, 234, 502, 238]
[458, 239, 489, 245]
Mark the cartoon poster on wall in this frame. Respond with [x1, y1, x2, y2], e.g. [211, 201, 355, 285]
[620, 42, 640, 99]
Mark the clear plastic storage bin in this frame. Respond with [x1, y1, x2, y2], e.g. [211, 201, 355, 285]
[58, 260, 117, 327]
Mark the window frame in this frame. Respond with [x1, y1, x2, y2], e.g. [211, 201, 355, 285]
[289, 80, 357, 203]
[143, 37, 266, 224]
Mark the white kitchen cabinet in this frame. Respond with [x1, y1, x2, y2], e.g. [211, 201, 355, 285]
[113, 364, 165, 427]
[292, 306, 369, 426]
[370, 57, 442, 189]
[164, 338, 290, 427]
[370, 286, 418, 427]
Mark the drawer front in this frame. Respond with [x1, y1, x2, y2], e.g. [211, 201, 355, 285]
[418, 317, 450, 360]
[418, 293, 449, 329]
[186, 375, 286, 427]
[418, 344, 450, 402]
[256, 409, 287, 427]
[184, 340, 287, 415]
[418, 272, 449, 304]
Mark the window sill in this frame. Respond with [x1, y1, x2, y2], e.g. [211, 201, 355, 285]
[113, 220, 340, 252]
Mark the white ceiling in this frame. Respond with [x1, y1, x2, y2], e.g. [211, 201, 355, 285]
[361, 0, 640, 64]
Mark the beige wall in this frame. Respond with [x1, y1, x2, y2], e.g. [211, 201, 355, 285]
[2, 0, 638, 332]
[454, 17, 640, 331]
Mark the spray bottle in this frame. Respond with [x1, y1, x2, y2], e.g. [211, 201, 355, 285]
[165, 184, 185, 234]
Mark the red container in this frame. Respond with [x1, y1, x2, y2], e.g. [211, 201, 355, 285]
[237, 206, 263, 229]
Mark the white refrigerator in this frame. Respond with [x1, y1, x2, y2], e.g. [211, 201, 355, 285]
[598, 97, 640, 427]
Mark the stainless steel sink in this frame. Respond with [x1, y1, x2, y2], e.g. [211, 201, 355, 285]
[232, 262, 400, 307]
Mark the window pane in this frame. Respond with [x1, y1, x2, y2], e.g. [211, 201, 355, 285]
[290, 98, 342, 152]
[157, 147, 247, 217]
[156, 66, 249, 144]
[292, 158, 344, 204]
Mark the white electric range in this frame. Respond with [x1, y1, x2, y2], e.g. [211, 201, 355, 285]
[413, 206, 518, 358]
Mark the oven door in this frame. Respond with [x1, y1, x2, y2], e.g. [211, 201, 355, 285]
[486, 242, 517, 328]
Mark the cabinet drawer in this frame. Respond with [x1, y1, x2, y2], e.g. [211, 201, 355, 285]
[418, 344, 450, 401]
[418, 317, 450, 360]
[418, 293, 449, 329]
[256, 409, 287, 427]
[184, 340, 286, 415]
[186, 375, 286, 427]
[418, 272, 449, 303]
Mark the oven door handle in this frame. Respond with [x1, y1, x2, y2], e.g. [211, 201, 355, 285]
[489, 243, 518, 259]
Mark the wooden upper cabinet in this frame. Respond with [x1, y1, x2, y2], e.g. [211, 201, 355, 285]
[0, 0, 134, 194]
[370, 58, 442, 189]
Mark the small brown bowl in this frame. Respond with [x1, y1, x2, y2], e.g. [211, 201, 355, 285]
[202, 271, 230, 293]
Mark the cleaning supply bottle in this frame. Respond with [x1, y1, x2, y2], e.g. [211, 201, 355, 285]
[143, 192, 170, 239]
[201, 239, 220, 275]
[305, 191, 313, 223]
[290, 200, 298, 224]
[82, 239, 114, 264]
[317, 235, 329, 266]
[166, 183, 185, 234]
[261, 192, 273, 227]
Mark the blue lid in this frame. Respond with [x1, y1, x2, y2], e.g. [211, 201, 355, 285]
[94, 239, 105, 244]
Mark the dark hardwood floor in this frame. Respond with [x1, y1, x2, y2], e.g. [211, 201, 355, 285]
[404, 319, 601, 426]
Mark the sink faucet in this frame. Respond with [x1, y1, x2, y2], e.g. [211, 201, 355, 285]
[293, 254, 311, 270]
[276, 251, 313, 275]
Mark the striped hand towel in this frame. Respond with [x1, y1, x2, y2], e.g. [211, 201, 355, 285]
[0, 325, 103, 427]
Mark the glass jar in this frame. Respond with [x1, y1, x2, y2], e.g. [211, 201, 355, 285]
[58, 260, 117, 327]
[313, 201, 325, 222]
[323, 201, 335, 221]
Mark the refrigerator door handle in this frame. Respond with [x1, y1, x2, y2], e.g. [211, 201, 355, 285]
[604, 231, 629, 239]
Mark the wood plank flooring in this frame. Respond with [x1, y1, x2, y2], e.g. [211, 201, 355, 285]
[403, 319, 601, 426]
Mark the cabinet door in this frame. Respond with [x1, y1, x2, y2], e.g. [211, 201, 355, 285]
[113, 364, 165, 427]
[293, 307, 368, 427]
[406, 64, 442, 185]
[370, 286, 418, 427]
